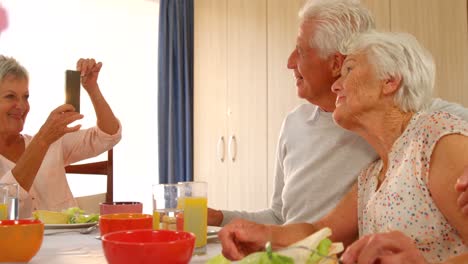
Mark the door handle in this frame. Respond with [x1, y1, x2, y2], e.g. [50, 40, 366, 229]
[217, 136, 225, 162]
[228, 135, 237, 162]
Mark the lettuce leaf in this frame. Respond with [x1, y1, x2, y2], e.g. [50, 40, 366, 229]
[206, 254, 231, 264]
[206, 252, 294, 264]
[62, 207, 99, 224]
[306, 238, 332, 264]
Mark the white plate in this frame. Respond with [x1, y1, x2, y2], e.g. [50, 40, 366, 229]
[207, 226, 221, 236]
[44, 222, 97, 230]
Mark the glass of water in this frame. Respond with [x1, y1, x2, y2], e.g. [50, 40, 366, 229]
[152, 183, 184, 231]
[0, 183, 19, 220]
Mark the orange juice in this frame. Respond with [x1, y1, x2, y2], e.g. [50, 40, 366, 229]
[0, 203, 7, 220]
[152, 211, 160, 230]
[153, 209, 184, 231]
[182, 197, 207, 249]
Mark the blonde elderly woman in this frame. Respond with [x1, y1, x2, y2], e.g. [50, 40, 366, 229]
[0, 55, 121, 218]
[217, 31, 468, 264]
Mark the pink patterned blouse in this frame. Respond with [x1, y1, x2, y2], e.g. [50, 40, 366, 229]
[358, 111, 468, 262]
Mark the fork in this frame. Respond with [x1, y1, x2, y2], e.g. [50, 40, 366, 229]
[44, 224, 98, 236]
[269, 242, 344, 264]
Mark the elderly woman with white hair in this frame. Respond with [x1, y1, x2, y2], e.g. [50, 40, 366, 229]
[217, 31, 468, 264]
[0, 55, 121, 218]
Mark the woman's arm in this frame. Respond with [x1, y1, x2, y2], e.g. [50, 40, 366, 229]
[270, 182, 359, 248]
[218, 183, 360, 260]
[429, 133, 468, 241]
[11, 104, 83, 191]
[76, 58, 119, 135]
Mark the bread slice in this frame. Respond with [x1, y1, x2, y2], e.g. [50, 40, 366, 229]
[32, 210, 69, 224]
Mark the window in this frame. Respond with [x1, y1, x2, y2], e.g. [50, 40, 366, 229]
[0, 0, 159, 213]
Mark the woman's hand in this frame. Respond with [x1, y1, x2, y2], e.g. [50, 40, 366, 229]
[36, 104, 83, 145]
[76, 58, 102, 93]
[218, 218, 270, 261]
[341, 231, 428, 264]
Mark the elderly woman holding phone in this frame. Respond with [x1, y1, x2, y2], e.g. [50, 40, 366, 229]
[218, 31, 468, 264]
[0, 55, 121, 218]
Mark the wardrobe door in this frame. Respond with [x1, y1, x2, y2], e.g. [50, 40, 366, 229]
[391, 0, 468, 105]
[226, 0, 268, 210]
[194, 0, 229, 209]
[361, 0, 390, 31]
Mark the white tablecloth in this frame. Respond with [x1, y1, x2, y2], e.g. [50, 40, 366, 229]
[30, 228, 222, 264]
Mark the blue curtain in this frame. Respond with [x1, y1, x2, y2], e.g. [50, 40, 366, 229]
[158, 0, 194, 184]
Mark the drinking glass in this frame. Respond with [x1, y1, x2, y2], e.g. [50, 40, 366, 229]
[179, 181, 207, 255]
[0, 183, 19, 220]
[152, 184, 184, 231]
[0, 185, 7, 220]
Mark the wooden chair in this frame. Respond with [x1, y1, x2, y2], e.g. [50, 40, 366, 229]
[65, 149, 113, 213]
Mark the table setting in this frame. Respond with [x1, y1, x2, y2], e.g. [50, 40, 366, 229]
[29, 225, 222, 264]
[0, 181, 223, 264]
[1, 180, 344, 264]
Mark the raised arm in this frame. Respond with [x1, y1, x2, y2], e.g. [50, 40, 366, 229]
[76, 58, 119, 135]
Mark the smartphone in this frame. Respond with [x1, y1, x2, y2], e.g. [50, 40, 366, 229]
[65, 70, 81, 113]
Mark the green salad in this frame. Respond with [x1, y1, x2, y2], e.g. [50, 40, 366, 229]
[63, 207, 99, 224]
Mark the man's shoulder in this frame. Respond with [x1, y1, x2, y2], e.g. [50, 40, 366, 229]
[286, 103, 318, 119]
[428, 98, 468, 121]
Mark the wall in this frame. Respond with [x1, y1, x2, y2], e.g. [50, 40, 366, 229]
[0, 0, 159, 213]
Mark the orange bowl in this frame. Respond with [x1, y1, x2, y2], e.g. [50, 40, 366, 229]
[102, 229, 195, 264]
[0, 219, 44, 262]
[99, 213, 153, 236]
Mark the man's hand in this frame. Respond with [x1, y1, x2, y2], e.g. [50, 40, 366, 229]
[218, 218, 270, 261]
[208, 208, 224, 226]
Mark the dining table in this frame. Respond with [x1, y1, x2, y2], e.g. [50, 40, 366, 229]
[30, 227, 223, 264]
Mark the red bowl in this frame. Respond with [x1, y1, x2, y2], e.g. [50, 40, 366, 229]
[102, 229, 195, 264]
[0, 219, 44, 262]
[99, 213, 153, 236]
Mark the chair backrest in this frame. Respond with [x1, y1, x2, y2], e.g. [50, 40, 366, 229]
[65, 149, 113, 203]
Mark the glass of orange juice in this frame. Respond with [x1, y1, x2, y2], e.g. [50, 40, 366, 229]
[178, 181, 207, 255]
[0, 183, 19, 220]
[152, 183, 184, 231]
[0, 184, 9, 220]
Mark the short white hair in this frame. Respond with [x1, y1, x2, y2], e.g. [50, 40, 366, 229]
[299, 0, 375, 58]
[340, 31, 435, 112]
[0, 55, 29, 83]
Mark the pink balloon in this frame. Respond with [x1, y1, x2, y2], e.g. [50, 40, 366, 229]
[0, 4, 9, 32]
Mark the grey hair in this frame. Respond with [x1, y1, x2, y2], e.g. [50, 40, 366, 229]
[298, 0, 375, 58]
[340, 31, 435, 112]
[0, 55, 29, 83]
